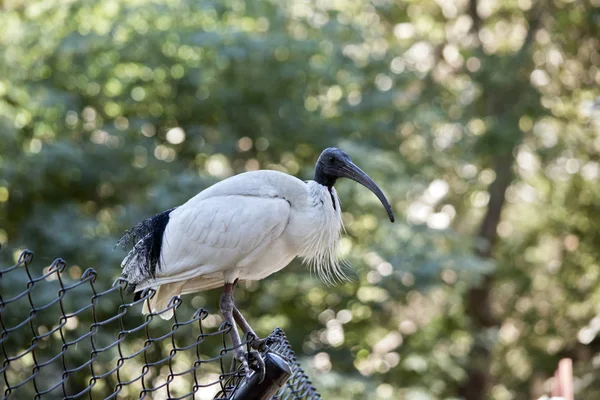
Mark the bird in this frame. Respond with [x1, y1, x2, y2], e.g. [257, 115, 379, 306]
[118, 147, 394, 379]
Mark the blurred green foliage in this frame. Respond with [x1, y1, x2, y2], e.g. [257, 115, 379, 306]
[1, 0, 599, 399]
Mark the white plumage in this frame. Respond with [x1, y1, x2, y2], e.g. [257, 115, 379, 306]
[124, 170, 344, 318]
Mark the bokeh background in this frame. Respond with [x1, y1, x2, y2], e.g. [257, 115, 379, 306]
[1, 0, 599, 399]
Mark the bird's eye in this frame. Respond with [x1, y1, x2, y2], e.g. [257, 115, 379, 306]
[328, 156, 335, 163]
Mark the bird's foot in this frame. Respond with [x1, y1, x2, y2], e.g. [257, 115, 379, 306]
[235, 348, 266, 383]
[246, 333, 268, 352]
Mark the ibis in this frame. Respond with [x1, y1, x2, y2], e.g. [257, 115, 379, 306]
[118, 147, 394, 379]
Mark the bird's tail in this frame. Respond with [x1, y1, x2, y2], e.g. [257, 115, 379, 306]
[137, 276, 225, 320]
[140, 281, 185, 320]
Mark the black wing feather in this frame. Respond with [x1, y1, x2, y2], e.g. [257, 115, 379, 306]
[117, 207, 176, 282]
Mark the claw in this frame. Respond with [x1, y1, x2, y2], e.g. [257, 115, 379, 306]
[235, 348, 266, 383]
[247, 333, 268, 352]
[249, 350, 266, 383]
[234, 348, 252, 379]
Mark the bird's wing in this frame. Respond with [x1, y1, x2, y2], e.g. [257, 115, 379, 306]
[156, 194, 291, 281]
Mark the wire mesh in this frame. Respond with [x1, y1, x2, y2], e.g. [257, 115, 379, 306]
[1, 250, 321, 400]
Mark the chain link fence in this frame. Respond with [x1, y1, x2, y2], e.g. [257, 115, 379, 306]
[1, 250, 321, 399]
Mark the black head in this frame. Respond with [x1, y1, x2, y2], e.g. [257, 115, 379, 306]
[314, 147, 395, 222]
[314, 148, 352, 187]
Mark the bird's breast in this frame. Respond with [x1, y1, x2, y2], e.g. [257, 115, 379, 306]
[284, 181, 343, 260]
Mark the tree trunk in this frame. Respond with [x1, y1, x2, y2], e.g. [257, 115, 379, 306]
[459, 1, 544, 398]
[460, 155, 514, 400]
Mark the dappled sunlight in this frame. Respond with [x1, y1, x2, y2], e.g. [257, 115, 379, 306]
[1, 0, 599, 398]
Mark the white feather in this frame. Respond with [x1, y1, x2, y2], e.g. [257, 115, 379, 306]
[298, 182, 347, 284]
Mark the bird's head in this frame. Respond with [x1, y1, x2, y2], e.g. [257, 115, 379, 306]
[315, 147, 395, 222]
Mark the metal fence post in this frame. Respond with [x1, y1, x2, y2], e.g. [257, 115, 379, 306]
[231, 352, 292, 400]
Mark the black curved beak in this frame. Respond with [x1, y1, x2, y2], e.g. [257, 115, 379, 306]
[340, 161, 395, 222]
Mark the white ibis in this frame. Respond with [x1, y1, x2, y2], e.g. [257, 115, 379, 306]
[118, 147, 394, 379]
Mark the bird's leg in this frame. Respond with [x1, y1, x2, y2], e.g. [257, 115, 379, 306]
[220, 282, 265, 381]
[232, 307, 268, 351]
[230, 280, 267, 351]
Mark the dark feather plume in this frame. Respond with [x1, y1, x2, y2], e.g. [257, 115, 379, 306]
[117, 207, 176, 283]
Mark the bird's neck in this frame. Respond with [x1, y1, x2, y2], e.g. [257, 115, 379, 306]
[314, 165, 337, 188]
[313, 166, 339, 209]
